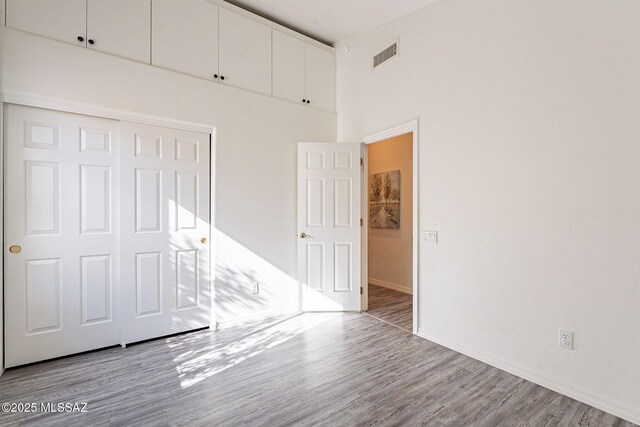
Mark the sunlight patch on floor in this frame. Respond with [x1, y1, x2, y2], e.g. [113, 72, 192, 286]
[175, 312, 340, 388]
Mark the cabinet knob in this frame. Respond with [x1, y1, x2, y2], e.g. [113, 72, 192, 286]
[213, 74, 218, 79]
[88, 39, 95, 45]
[77, 36, 84, 42]
[306, 100, 310, 104]
[220, 75, 225, 80]
[302, 99, 306, 103]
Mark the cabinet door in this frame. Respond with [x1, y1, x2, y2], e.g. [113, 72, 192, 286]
[272, 30, 306, 104]
[87, 0, 151, 63]
[152, 0, 218, 80]
[306, 45, 336, 112]
[219, 8, 272, 95]
[6, 0, 87, 46]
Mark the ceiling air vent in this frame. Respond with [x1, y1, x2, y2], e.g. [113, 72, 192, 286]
[373, 41, 398, 68]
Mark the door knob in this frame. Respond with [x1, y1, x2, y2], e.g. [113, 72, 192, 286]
[200, 237, 207, 244]
[298, 232, 311, 239]
[9, 245, 21, 254]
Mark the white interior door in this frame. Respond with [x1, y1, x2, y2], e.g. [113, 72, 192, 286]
[87, 0, 151, 63]
[298, 143, 361, 311]
[6, 0, 87, 46]
[4, 104, 120, 367]
[152, 0, 219, 80]
[120, 122, 211, 344]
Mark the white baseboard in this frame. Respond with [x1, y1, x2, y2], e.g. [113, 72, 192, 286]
[368, 277, 412, 295]
[417, 329, 640, 426]
[214, 305, 300, 330]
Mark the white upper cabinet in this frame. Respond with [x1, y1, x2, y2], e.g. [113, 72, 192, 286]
[273, 32, 336, 112]
[6, 1, 336, 107]
[306, 44, 336, 113]
[87, 0, 151, 63]
[6, 0, 87, 46]
[152, 0, 219, 80]
[219, 8, 272, 96]
[272, 30, 306, 105]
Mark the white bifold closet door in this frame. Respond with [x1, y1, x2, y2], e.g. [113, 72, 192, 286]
[4, 105, 121, 367]
[120, 122, 211, 344]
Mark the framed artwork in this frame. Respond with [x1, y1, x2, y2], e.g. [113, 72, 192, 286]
[369, 170, 400, 229]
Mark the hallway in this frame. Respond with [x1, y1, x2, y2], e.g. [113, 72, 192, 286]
[366, 284, 412, 331]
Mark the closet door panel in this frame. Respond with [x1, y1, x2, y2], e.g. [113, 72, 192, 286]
[4, 105, 120, 367]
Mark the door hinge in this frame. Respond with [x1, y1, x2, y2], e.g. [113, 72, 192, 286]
[360, 286, 363, 295]
[360, 218, 363, 226]
[360, 158, 363, 167]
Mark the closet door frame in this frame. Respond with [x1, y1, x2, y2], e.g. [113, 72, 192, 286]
[0, 94, 217, 364]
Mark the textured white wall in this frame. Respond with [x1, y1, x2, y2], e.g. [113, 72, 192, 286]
[0, 26, 336, 345]
[337, 0, 640, 423]
[367, 133, 413, 293]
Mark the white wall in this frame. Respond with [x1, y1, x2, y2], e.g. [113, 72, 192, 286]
[337, 0, 640, 423]
[0, 26, 336, 340]
[368, 133, 413, 294]
[0, 102, 4, 375]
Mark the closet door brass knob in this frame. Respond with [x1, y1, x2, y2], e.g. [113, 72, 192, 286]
[9, 245, 21, 254]
[298, 232, 311, 239]
[200, 237, 207, 244]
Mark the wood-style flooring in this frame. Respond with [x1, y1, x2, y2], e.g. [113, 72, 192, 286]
[0, 312, 635, 426]
[367, 283, 413, 331]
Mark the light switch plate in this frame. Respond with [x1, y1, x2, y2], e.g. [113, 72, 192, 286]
[423, 230, 438, 244]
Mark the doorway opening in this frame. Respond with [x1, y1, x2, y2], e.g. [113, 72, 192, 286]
[361, 121, 418, 333]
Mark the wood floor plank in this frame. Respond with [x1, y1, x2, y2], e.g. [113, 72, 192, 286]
[0, 312, 635, 426]
[367, 284, 413, 331]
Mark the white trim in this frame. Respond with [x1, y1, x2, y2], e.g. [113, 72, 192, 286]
[215, 306, 300, 330]
[362, 119, 419, 335]
[0, 92, 216, 135]
[368, 278, 412, 295]
[418, 329, 640, 426]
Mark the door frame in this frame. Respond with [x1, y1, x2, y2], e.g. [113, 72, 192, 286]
[0, 93, 218, 369]
[361, 119, 419, 334]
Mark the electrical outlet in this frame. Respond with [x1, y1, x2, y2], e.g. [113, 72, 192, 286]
[558, 330, 573, 350]
[423, 230, 438, 244]
[251, 282, 259, 295]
